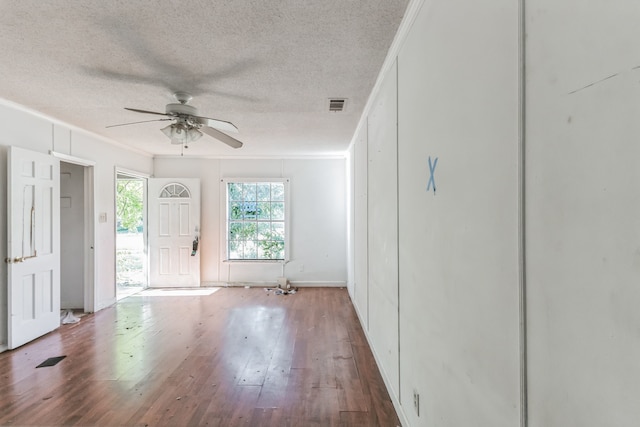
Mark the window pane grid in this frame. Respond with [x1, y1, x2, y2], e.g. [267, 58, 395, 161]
[226, 181, 286, 260]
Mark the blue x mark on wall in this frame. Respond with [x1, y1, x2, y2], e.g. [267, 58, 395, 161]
[427, 156, 438, 194]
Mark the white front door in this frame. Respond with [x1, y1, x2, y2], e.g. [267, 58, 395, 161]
[7, 146, 60, 349]
[148, 178, 200, 287]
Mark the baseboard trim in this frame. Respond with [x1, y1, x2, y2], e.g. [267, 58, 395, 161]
[201, 281, 347, 288]
[95, 297, 116, 312]
[351, 296, 410, 427]
[290, 281, 346, 287]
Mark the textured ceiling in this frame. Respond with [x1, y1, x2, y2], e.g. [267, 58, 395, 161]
[0, 1, 408, 158]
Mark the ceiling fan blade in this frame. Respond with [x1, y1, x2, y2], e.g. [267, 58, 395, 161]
[124, 107, 170, 116]
[106, 118, 173, 128]
[194, 116, 239, 133]
[200, 126, 243, 149]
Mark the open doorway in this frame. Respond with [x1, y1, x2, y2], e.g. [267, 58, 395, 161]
[116, 172, 147, 299]
[59, 159, 95, 314]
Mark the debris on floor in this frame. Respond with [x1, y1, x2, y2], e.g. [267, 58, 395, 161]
[264, 287, 297, 296]
[60, 310, 81, 324]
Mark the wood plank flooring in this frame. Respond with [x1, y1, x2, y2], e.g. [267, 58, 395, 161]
[0, 287, 400, 426]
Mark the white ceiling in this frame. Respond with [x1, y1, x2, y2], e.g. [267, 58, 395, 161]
[0, 1, 409, 158]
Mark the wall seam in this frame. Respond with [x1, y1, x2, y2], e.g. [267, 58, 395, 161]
[365, 115, 370, 331]
[395, 57, 402, 405]
[353, 145, 358, 307]
[518, 0, 529, 425]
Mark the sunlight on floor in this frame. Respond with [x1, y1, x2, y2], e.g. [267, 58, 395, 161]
[133, 288, 221, 297]
[116, 286, 144, 300]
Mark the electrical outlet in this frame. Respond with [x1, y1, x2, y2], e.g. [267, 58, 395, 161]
[413, 390, 420, 416]
[299, 263, 304, 272]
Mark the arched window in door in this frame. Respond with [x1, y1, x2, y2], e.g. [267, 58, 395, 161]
[159, 183, 191, 199]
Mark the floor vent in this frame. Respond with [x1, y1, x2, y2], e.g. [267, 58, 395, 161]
[36, 356, 66, 368]
[328, 98, 347, 112]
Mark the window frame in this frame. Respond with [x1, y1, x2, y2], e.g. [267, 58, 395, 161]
[220, 177, 290, 263]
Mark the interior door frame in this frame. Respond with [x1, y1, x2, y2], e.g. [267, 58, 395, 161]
[51, 151, 97, 312]
[115, 167, 150, 291]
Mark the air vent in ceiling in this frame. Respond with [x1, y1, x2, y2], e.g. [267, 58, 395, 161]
[328, 98, 347, 112]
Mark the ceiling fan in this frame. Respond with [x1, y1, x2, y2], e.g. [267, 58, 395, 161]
[107, 92, 243, 149]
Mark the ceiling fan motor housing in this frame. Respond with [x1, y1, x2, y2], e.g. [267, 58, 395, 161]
[166, 103, 198, 117]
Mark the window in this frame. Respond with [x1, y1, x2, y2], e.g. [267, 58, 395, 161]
[223, 179, 289, 261]
[159, 183, 190, 198]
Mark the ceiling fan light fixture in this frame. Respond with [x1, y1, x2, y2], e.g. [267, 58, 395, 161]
[161, 123, 181, 139]
[161, 123, 203, 144]
[187, 127, 203, 142]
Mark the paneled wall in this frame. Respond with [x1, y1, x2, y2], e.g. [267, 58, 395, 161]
[350, 0, 640, 426]
[366, 61, 400, 399]
[349, 0, 520, 425]
[352, 125, 369, 326]
[525, 1, 640, 425]
[397, 1, 521, 425]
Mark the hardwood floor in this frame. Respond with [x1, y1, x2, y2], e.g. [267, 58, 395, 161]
[0, 287, 400, 426]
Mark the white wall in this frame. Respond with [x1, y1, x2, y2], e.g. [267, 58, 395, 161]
[0, 100, 153, 349]
[397, 1, 520, 424]
[349, 0, 520, 425]
[60, 162, 84, 309]
[153, 157, 347, 286]
[350, 0, 640, 426]
[367, 60, 400, 400]
[525, 1, 640, 426]
[346, 145, 355, 298]
[353, 124, 369, 326]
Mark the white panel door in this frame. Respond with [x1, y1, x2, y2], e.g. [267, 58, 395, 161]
[7, 146, 60, 349]
[148, 178, 200, 287]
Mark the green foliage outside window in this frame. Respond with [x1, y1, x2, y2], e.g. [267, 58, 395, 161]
[227, 181, 286, 260]
[116, 179, 143, 233]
